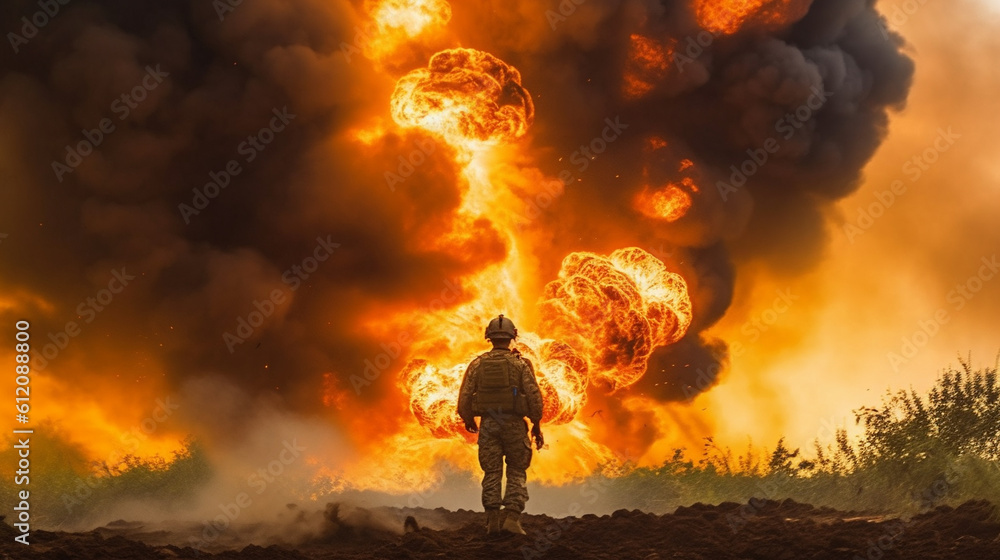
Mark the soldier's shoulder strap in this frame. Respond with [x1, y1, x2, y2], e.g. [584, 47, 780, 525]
[509, 349, 533, 371]
[503, 351, 533, 391]
[469, 351, 499, 378]
[467, 354, 486, 377]
[477, 350, 527, 376]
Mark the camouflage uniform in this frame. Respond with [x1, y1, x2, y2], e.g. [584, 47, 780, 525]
[457, 348, 544, 513]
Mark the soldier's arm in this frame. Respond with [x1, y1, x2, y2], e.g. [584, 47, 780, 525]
[457, 359, 477, 425]
[520, 358, 544, 424]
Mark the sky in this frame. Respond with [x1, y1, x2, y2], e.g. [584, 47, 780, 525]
[702, 0, 1000, 452]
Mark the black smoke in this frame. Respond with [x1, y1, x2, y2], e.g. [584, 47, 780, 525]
[453, 0, 913, 400]
[0, 0, 912, 441]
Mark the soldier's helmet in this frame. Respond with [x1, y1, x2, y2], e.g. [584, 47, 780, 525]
[484, 314, 518, 340]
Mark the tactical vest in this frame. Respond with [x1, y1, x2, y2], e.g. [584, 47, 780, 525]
[473, 354, 528, 417]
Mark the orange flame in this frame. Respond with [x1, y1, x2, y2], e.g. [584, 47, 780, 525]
[399, 359, 469, 439]
[397, 247, 691, 440]
[364, 0, 452, 60]
[623, 34, 676, 99]
[340, 12, 698, 485]
[539, 248, 693, 391]
[514, 332, 590, 425]
[694, 0, 812, 35]
[368, 0, 451, 38]
[391, 48, 535, 153]
[634, 139, 700, 221]
[646, 136, 670, 151]
[635, 183, 693, 222]
[399, 331, 590, 439]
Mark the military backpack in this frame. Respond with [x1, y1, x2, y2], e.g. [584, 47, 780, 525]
[472, 353, 528, 417]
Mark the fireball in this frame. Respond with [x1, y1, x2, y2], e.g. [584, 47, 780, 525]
[390, 48, 534, 151]
[398, 330, 590, 438]
[511, 332, 590, 425]
[397, 248, 692, 439]
[399, 359, 469, 438]
[539, 248, 693, 391]
[634, 184, 693, 222]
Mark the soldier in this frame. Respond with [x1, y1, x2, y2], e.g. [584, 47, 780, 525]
[458, 314, 545, 535]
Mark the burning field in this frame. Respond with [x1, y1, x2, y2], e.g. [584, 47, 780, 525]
[2, 0, 1000, 557]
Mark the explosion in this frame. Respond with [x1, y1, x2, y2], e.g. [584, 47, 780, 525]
[387, 45, 693, 440]
[512, 333, 590, 425]
[539, 248, 693, 391]
[398, 359, 467, 439]
[397, 246, 691, 439]
[634, 183, 694, 222]
[1, 0, 921, 514]
[389, 45, 580, 442]
[631, 139, 702, 223]
[399, 331, 591, 438]
[694, 0, 813, 34]
[390, 48, 535, 152]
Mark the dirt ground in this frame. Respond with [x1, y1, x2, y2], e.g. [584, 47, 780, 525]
[2, 499, 999, 559]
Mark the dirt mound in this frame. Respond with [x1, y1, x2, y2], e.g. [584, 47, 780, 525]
[2, 500, 998, 559]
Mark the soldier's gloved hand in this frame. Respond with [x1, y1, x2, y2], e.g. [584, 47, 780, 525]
[464, 419, 479, 434]
[531, 423, 544, 450]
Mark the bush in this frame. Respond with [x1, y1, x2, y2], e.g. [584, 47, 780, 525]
[0, 435, 212, 527]
[604, 358, 1000, 515]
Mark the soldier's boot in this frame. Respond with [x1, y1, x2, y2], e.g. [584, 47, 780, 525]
[501, 510, 526, 535]
[485, 509, 501, 534]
